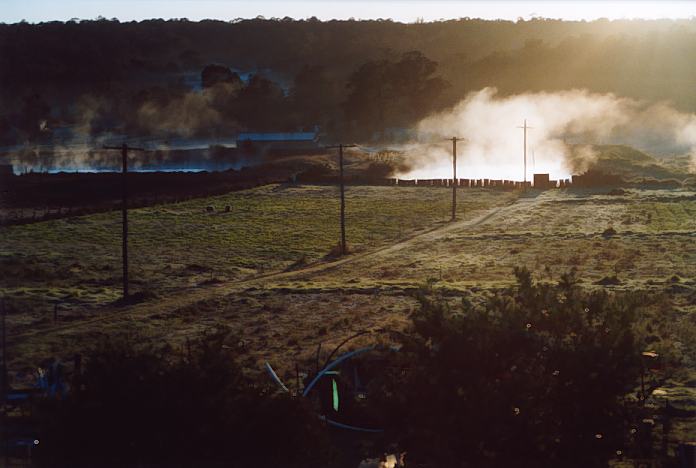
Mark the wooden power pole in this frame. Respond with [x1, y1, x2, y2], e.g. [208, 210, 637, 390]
[327, 143, 356, 255]
[517, 120, 533, 188]
[103, 143, 145, 300]
[451, 137, 459, 221]
[1, 298, 6, 396]
[1, 299, 6, 467]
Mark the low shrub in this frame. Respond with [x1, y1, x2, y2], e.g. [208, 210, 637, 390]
[595, 275, 622, 286]
[602, 227, 617, 238]
[369, 268, 643, 467]
[33, 329, 335, 468]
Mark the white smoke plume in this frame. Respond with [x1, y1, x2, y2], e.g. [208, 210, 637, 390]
[399, 88, 696, 180]
[135, 91, 224, 137]
[1, 88, 241, 173]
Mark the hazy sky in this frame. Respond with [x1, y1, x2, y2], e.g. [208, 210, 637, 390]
[1, 0, 694, 24]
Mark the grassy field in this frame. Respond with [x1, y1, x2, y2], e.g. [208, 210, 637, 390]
[3, 184, 693, 350]
[293, 189, 696, 294]
[0, 184, 515, 322]
[2, 184, 696, 447]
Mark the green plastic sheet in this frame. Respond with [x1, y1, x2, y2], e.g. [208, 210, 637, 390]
[332, 379, 339, 412]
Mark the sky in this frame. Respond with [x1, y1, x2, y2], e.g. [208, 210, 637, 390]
[1, 0, 694, 24]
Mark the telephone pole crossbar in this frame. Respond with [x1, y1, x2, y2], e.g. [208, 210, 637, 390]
[326, 144, 357, 255]
[103, 143, 146, 300]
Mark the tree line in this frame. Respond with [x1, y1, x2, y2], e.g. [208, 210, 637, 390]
[1, 17, 695, 144]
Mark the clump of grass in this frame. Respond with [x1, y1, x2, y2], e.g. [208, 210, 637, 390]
[608, 188, 628, 196]
[199, 277, 224, 286]
[595, 275, 621, 286]
[602, 227, 617, 238]
[324, 241, 349, 259]
[285, 254, 309, 271]
[112, 289, 159, 306]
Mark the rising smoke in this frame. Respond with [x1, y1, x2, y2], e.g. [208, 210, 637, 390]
[2, 87, 241, 173]
[399, 88, 696, 181]
[6, 87, 696, 176]
[134, 90, 226, 137]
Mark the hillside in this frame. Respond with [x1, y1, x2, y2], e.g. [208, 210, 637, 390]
[588, 145, 691, 181]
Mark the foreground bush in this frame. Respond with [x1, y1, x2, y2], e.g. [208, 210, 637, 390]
[371, 268, 644, 467]
[29, 269, 651, 468]
[34, 329, 334, 468]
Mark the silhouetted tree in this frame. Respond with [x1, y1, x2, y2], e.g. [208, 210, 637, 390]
[289, 65, 340, 130]
[3, 18, 696, 144]
[17, 93, 51, 139]
[201, 64, 242, 89]
[235, 74, 287, 130]
[344, 51, 447, 140]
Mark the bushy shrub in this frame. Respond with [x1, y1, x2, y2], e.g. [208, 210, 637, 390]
[370, 268, 643, 467]
[33, 329, 335, 468]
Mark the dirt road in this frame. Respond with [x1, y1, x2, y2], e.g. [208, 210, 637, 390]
[8, 194, 527, 346]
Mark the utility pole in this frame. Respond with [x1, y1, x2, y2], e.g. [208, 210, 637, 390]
[1, 299, 6, 468]
[1, 299, 6, 396]
[103, 143, 145, 300]
[327, 144, 356, 255]
[450, 137, 460, 221]
[517, 120, 533, 188]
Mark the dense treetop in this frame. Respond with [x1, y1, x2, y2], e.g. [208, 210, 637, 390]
[1, 18, 695, 142]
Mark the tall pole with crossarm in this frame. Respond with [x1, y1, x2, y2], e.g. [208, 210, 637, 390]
[451, 136, 459, 221]
[327, 143, 356, 255]
[517, 120, 533, 189]
[103, 143, 145, 300]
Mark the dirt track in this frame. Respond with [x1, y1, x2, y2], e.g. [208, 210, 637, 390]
[8, 195, 526, 347]
[7, 188, 696, 382]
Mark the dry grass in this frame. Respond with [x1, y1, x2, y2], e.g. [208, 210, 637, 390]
[0, 184, 513, 334]
[3, 186, 695, 394]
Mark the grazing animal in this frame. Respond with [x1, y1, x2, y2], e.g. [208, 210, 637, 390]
[206, 206, 214, 213]
[224, 205, 231, 212]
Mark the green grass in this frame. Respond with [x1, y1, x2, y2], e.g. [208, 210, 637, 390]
[625, 198, 696, 232]
[0, 184, 513, 311]
[590, 145, 691, 180]
[3, 183, 694, 444]
[304, 188, 696, 296]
